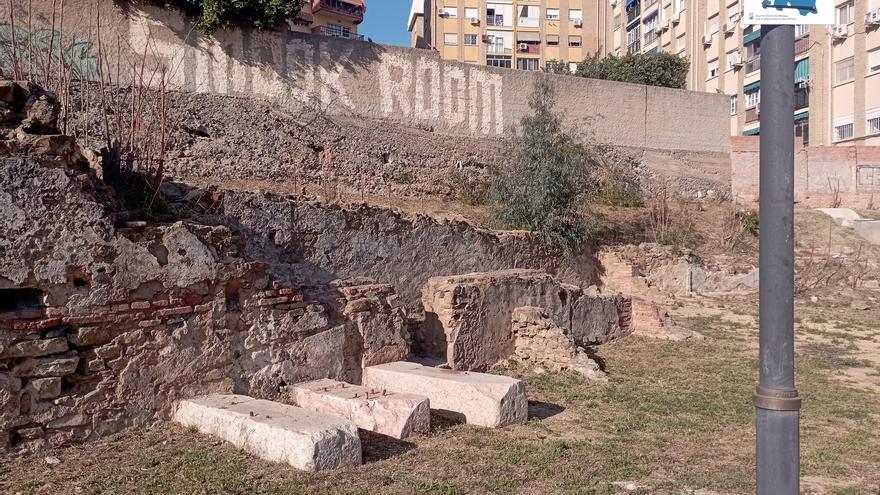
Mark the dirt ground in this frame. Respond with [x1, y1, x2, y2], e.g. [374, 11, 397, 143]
[3, 292, 878, 495]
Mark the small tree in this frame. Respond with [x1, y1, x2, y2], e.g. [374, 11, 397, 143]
[148, 0, 307, 34]
[489, 79, 592, 251]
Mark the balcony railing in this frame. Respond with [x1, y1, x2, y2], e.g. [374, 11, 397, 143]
[315, 25, 365, 40]
[487, 45, 513, 54]
[644, 29, 658, 45]
[795, 34, 810, 55]
[746, 106, 759, 122]
[312, 0, 364, 22]
[487, 14, 505, 26]
[746, 54, 761, 73]
[627, 41, 641, 54]
[518, 17, 540, 27]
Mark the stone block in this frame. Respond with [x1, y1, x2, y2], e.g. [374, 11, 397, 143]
[173, 394, 361, 471]
[0, 337, 68, 358]
[68, 326, 115, 346]
[25, 377, 62, 399]
[13, 352, 79, 378]
[291, 378, 429, 439]
[362, 361, 527, 428]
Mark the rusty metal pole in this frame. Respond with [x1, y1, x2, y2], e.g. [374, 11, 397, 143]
[755, 22, 801, 495]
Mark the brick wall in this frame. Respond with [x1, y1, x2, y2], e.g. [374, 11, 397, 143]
[731, 137, 880, 207]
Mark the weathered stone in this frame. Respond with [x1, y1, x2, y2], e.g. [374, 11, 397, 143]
[0, 337, 68, 358]
[46, 413, 90, 429]
[421, 270, 629, 371]
[13, 352, 80, 378]
[16, 426, 44, 440]
[22, 94, 60, 134]
[68, 326, 116, 346]
[291, 378, 430, 439]
[25, 377, 62, 399]
[173, 394, 361, 471]
[362, 361, 527, 428]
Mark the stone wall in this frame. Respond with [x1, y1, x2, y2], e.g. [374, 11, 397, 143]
[2, 0, 730, 155]
[731, 136, 880, 207]
[420, 270, 630, 370]
[510, 306, 605, 381]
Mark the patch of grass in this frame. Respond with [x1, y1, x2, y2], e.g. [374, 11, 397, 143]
[392, 171, 414, 185]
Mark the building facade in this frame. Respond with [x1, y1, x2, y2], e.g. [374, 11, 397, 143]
[410, 0, 880, 145]
[291, 0, 366, 40]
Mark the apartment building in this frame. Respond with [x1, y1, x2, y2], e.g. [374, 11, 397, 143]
[409, 0, 608, 70]
[410, 0, 880, 145]
[291, 0, 366, 40]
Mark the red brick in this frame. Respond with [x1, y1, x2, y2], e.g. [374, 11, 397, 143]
[130, 301, 151, 310]
[63, 314, 110, 325]
[138, 319, 161, 328]
[168, 297, 184, 306]
[151, 300, 169, 308]
[111, 303, 130, 312]
[0, 309, 44, 321]
[289, 294, 305, 302]
[44, 307, 68, 318]
[257, 296, 290, 306]
[194, 303, 213, 313]
[183, 294, 203, 306]
[260, 290, 278, 298]
[13, 318, 63, 331]
[278, 288, 297, 296]
[155, 306, 193, 318]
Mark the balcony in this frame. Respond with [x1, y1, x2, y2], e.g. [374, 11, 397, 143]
[644, 29, 658, 45]
[795, 34, 810, 55]
[746, 54, 761, 73]
[314, 25, 365, 40]
[311, 0, 364, 23]
[627, 41, 641, 54]
[746, 106, 759, 122]
[487, 45, 513, 54]
[487, 14, 505, 26]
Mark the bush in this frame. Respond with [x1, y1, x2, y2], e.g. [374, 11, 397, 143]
[448, 167, 492, 206]
[148, 0, 306, 33]
[544, 52, 690, 89]
[489, 79, 593, 251]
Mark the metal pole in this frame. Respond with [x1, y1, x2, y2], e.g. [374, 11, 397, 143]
[755, 23, 800, 495]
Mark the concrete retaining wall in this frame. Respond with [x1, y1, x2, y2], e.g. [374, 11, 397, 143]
[0, 0, 730, 157]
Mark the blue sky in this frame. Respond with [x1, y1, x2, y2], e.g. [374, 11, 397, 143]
[359, 0, 413, 46]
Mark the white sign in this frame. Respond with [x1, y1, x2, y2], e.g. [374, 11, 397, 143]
[743, 0, 834, 25]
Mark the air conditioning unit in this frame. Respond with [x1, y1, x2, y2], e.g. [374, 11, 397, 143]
[867, 10, 880, 25]
[702, 34, 712, 45]
[797, 79, 811, 90]
[518, 42, 529, 51]
[573, 18, 584, 27]
[731, 51, 744, 68]
[469, 16, 480, 24]
[832, 24, 848, 39]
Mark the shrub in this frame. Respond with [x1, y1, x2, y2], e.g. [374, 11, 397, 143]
[548, 52, 690, 89]
[448, 167, 492, 206]
[489, 79, 593, 251]
[148, 0, 306, 34]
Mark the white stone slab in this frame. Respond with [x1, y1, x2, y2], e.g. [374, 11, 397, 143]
[362, 361, 528, 428]
[172, 394, 361, 471]
[291, 378, 430, 439]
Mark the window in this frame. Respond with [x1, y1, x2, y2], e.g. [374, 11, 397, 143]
[614, 14, 622, 28]
[835, 57, 855, 84]
[486, 55, 512, 68]
[708, 59, 720, 79]
[644, 0, 658, 8]
[440, 6, 458, 18]
[627, 26, 641, 53]
[676, 33, 686, 53]
[836, 2, 853, 24]
[487, 34, 510, 53]
[570, 9, 584, 20]
[726, 49, 740, 70]
[730, 95, 737, 115]
[644, 14, 659, 44]
[745, 89, 760, 108]
[869, 49, 880, 75]
[795, 121, 809, 145]
[868, 108, 880, 135]
[547, 34, 560, 45]
[518, 5, 540, 27]
[794, 24, 809, 37]
[517, 58, 540, 71]
[834, 116, 854, 142]
[463, 34, 478, 45]
[546, 8, 560, 20]
[444, 33, 458, 45]
[745, 39, 761, 73]
[464, 7, 478, 19]
[627, 1, 641, 22]
[707, 15, 719, 35]
[676, 0, 686, 13]
[569, 35, 583, 47]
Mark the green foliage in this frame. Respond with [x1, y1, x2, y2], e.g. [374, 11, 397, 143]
[489, 79, 593, 251]
[447, 166, 492, 205]
[738, 209, 760, 234]
[392, 170, 414, 185]
[568, 52, 689, 89]
[542, 59, 570, 75]
[148, 0, 306, 33]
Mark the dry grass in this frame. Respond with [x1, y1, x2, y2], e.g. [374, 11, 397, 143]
[2, 299, 879, 495]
